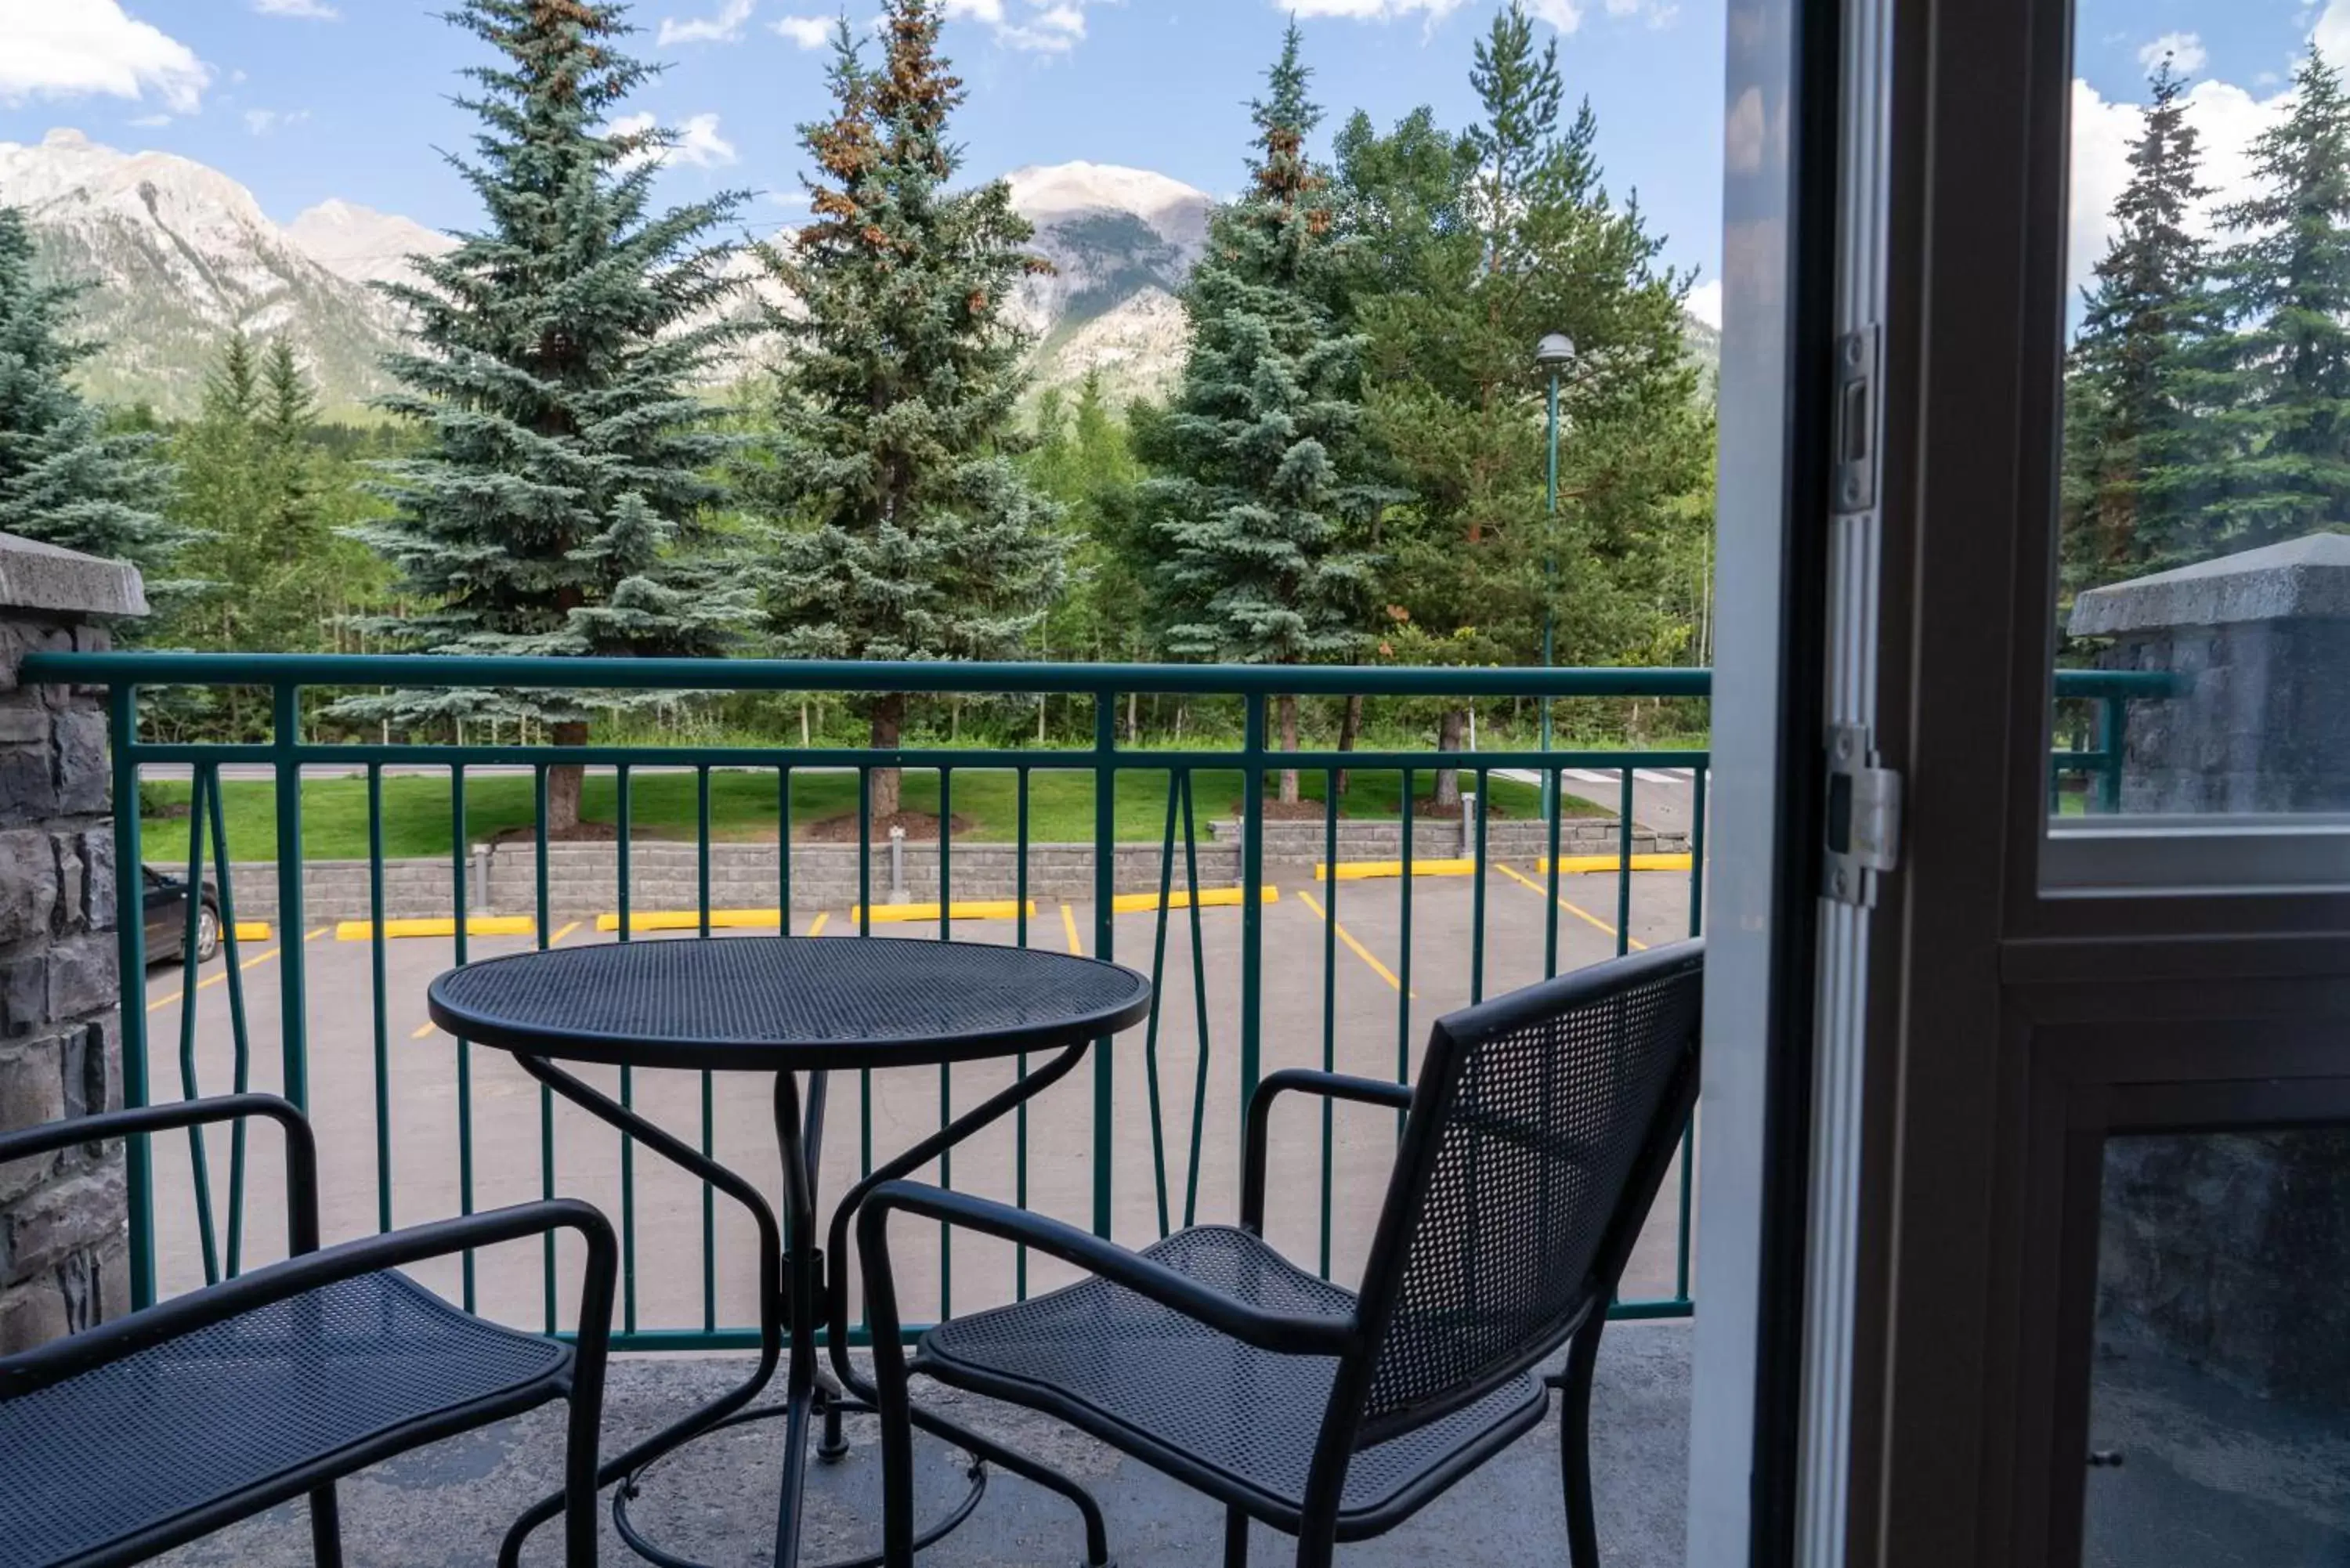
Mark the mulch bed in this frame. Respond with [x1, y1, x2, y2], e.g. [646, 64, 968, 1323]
[489, 821, 621, 847]
[800, 811, 977, 844]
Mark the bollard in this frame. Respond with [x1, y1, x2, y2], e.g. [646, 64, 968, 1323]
[888, 825, 909, 905]
[1459, 791, 1477, 857]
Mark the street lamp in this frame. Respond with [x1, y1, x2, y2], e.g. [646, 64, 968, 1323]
[1534, 333, 1574, 815]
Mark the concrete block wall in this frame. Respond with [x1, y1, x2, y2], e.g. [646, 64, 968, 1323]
[0, 535, 143, 1355]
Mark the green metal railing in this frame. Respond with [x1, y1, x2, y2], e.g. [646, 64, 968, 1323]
[19, 652, 2166, 1349]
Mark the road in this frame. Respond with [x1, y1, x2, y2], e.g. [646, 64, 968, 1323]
[137, 867, 1700, 1341]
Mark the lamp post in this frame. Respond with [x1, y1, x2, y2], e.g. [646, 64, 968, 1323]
[1534, 332, 1575, 815]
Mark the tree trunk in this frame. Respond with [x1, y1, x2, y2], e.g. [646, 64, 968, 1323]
[1434, 706, 1467, 811]
[1278, 692, 1300, 804]
[870, 695, 905, 822]
[1335, 694, 1363, 795]
[547, 719, 589, 836]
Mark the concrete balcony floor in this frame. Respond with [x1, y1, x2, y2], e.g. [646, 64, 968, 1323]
[156, 1322, 1692, 1568]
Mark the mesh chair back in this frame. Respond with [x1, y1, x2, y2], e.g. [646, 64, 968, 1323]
[1353, 941, 1702, 1442]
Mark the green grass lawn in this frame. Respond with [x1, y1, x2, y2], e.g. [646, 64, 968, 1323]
[138, 765, 1600, 863]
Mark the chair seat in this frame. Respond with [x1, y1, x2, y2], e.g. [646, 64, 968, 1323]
[918, 1225, 1550, 1534]
[0, 1269, 572, 1567]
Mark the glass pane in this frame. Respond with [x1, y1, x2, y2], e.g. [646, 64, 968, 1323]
[2053, 8, 2350, 822]
[2084, 1127, 2350, 1565]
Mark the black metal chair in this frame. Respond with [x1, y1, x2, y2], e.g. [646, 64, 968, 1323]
[0, 1094, 618, 1568]
[859, 940, 1704, 1568]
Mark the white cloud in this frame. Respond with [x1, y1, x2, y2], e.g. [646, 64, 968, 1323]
[2318, 0, 2350, 72]
[768, 189, 813, 209]
[128, 112, 171, 127]
[1289, 0, 1479, 23]
[2136, 31, 2204, 74]
[1603, 0, 1677, 23]
[1685, 278, 1722, 330]
[945, 0, 1100, 52]
[253, 0, 339, 18]
[244, 107, 309, 135]
[657, 0, 755, 46]
[0, 0, 209, 114]
[608, 110, 739, 170]
[772, 13, 832, 47]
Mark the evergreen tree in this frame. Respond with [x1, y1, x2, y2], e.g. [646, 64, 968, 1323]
[0, 205, 187, 588]
[751, 1, 1066, 821]
[2063, 57, 2221, 588]
[1336, 3, 1704, 804]
[340, 0, 752, 833]
[1137, 22, 1382, 801]
[2204, 44, 2350, 552]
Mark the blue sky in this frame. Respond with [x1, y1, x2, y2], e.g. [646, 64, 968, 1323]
[1, 0, 1726, 318]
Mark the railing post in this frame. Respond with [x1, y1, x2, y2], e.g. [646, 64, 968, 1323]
[1239, 693, 1266, 1107]
[271, 681, 308, 1113]
[1091, 692, 1115, 1240]
[110, 681, 154, 1312]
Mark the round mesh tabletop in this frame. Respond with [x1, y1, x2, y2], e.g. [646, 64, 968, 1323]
[427, 937, 1153, 1071]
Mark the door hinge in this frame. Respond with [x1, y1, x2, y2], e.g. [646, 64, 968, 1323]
[1824, 724, 1900, 905]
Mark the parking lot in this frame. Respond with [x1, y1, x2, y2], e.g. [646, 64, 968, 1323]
[139, 863, 1699, 1339]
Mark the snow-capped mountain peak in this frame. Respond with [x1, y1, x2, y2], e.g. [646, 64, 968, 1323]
[285, 200, 457, 290]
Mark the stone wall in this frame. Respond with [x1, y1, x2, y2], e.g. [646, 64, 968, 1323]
[202, 817, 1694, 923]
[0, 536, 143, 1354]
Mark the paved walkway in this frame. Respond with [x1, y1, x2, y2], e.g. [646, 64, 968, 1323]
[158, 1323, 1694, 1567]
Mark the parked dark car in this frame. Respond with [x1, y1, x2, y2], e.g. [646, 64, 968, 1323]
[143, 866, 222, 966]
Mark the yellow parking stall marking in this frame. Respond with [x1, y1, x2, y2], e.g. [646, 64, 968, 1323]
[336, 916, 535, 941]
[307, 926, 330, 941]
[1314, 859, 1474, 882]
[1295, 889, 1413, 996]
[1059, 902, 1083, 956]
[805, 911, 832, 937]
[411, 1020, 438, 1040]
[1535, 853, 1694, 875]
[1109, 887, 1278, 913]
[1495, 863, 1648, 952]
[844, 900, 1035, 925]
[145, 940, 291, 1013]
[595, 908, 784, 933]
[547, 921, 581, 946]
[232, 921, 271, 941]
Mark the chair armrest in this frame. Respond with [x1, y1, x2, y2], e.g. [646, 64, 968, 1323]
[0, 1198, 618, 1401]
[1241, 1070, 1415, 1235]
[856, 1181, 1354, 1357]
[0, 1094, 320, 1252]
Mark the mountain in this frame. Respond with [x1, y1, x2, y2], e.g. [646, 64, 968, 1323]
[284, 199, 456, 291]
[0, 130, 414, 417]
[0, 133, 1705, 419]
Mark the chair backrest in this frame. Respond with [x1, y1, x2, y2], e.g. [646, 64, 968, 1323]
[1347, 941, 1703, 1446]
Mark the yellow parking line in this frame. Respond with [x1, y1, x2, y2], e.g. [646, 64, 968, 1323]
[145, 941, 287, 1013]
[306, 926, 330, 941]
[411, 1020, 439, 1040]
[805, 910, 831, 938]
[1110, 887, 1278, 913]
[1295, 890, 1413, 995]
[1495, 863, 1648, 952]
[548, 921, 581, 946]
[1059, 902, 1083, 956]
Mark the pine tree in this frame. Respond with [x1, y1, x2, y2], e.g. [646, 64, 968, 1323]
[340, 0, 752, 833]
[0, 205, 187, 588]
[751, 1, 1067, 821]
[2204, 44, 2350, 553]
[1137, 22, 1382, 801]
[2063, 57, 2221, 587]
[1336, 2, 1704, 804]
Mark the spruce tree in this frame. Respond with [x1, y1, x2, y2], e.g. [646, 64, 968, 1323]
[1335, 2, 1703, 804]
[2063, 57, 2221, 588]
[341, 0, 752, 833]
[0, 205, 186, 588]
[1137, 22, 1381, 802]
[751, 1, 1066, 822]
[2204, 44, 2350, 552]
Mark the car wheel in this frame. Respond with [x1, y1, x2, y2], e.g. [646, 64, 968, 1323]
[193, 905, 222, 964]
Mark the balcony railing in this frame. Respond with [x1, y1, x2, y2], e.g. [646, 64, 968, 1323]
[15, 652, 2167, 1352]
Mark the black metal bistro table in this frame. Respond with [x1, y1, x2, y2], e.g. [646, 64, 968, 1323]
[427, 936, 1152, 1568]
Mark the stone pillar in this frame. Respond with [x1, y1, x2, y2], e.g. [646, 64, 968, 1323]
[0, 533, 146, 1354]
[2067, 531, 2350, 1407]
[2067, 531, 2350, 814]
